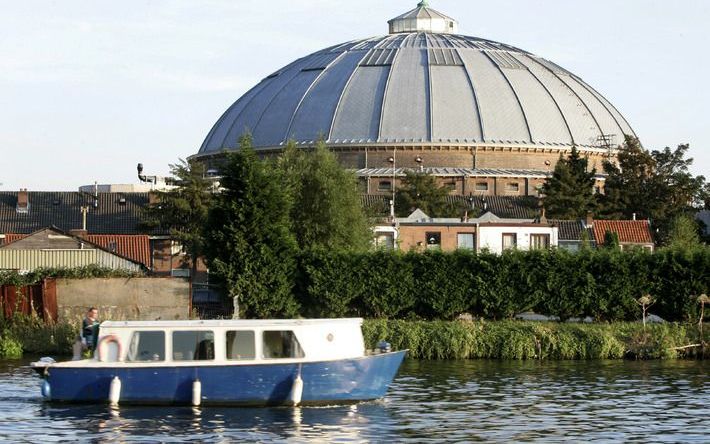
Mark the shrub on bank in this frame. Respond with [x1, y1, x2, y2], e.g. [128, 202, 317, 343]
[0, 315, 76, 356]
[298, 248, 710, 322]
[0, 332, 23, 359]
[362, 319, 706, 360]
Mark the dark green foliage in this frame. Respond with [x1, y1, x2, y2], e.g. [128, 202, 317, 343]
[0, 266, 142, 287]
[278, 142, 372, 252]
[362, 319, 706, 360]
[665, 214, 702, 250]
[603, 230, 620, 249]
[141, 158, 215, 277]
[0, 315, 76, 356]
[296, 248, 710, 323]
[541, 147, 597, 219]
[395, 171, 457, 217]
[600, 136, 708, 243]
[203, 137, 299, 318]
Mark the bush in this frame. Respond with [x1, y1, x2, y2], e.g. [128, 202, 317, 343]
[0, 332, 23, 359]
[296, 248, 710, 322]
[3, 315, 76, 355]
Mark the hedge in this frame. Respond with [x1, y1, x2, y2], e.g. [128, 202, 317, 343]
[296, 248, 710, 322]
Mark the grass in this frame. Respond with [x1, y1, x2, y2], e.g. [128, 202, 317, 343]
[363, 319, 708, 360]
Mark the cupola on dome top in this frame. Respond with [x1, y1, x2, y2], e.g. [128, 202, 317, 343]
[388, 1, 459, 34]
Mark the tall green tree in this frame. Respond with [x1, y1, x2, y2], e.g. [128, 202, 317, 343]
[203, 136, 298, 318]
[541, 146, 597, 219]
[141, 159, 215, 280]
[600, 136, 707, 242]
[395, 171, 455, 217]
[665, 214, 702, 250]
[278, 141, 372, 252]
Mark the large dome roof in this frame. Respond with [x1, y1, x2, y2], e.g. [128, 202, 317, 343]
[197, 3, 634, 157]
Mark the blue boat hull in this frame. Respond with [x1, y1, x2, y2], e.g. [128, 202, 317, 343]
[42, 351, 406, 406]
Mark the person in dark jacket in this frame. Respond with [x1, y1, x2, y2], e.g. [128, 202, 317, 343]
[81, 307, 100, 351]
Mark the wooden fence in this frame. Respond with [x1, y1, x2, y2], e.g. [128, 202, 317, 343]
[0, 279, 57, 322]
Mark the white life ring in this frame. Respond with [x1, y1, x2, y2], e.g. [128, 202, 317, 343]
[97, 335, 124, 362]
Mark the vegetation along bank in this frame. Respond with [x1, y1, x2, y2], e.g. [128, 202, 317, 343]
[1, 317, 706, 361]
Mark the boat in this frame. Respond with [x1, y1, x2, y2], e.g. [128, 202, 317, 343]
[31, 318, 406, 406]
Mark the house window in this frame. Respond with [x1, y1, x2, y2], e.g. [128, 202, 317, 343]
[426, 232, 441, 250]
[475, 182, 489, 192]
[530, 234, 551, 250]
[378, 181, 392, 191]
[505, 182, 520, 192]
[226, 330, 255, 360]
[375, 232, 395, 250]
[502, 233, 517, 250]
[172, 331, 215, 361]
[457, 233, 475, 250]
[263, 331, 305, 359]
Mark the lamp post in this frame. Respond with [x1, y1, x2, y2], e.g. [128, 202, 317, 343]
[415, 155, 423, 172]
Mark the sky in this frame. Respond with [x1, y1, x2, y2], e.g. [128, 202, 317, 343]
[1, 0, 708, 191]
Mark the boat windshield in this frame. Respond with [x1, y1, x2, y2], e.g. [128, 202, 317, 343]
[262, 330, 304, 359]
[126, 331, 165, 362]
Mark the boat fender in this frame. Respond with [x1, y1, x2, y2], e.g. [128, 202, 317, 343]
[289, 374, 304, 407]
[192, 379, 202, 407]
[41, 380, 51, 400]
[109, 376, 121, 406]
[377, 341, 392, 353]
[97, 335, 123, 362]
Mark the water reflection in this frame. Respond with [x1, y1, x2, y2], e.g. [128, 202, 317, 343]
[0, 358, 707, 442]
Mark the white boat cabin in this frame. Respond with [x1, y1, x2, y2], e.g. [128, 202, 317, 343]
[93, 318, 366, 365]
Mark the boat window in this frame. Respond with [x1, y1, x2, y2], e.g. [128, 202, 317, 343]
[226, 331, 255, 360]
[172, 331, 215, 361]
[262, 330, 304, 359]
[126, 331, 165, 362]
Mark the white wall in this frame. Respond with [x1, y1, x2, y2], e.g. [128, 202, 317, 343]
[477, 225, 558, 254]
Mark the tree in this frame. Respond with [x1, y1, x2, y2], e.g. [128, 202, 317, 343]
[141, 159, 215, 280]
[395, 171, 455, 217]
[599, 135, 656, 220]
[541, 146, 597, 219]
[203, 136, 299, 318]
[278, 142, 372, 252]
[600, 136, 707, 243]
[665, 214, 702, 250]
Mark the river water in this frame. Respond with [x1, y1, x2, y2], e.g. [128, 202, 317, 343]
[0, 358, 707, 442]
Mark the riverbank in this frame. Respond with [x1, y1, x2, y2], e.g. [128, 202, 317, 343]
[1, 317, 706, 360]
[363, 320, 708, 360]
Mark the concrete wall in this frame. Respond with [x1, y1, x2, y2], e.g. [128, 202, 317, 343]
[56, 277, 190, 322]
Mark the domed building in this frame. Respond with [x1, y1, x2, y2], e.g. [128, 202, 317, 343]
[194, 1, 635, 197]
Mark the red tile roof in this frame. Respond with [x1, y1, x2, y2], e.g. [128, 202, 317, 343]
[1, 232, 151, 267]
[1, 233, 27, 245]
[85, 235, 152, 268]
[593, 220, 654, 245]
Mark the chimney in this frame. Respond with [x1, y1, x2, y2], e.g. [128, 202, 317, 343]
[69, 229, 88, 238]
[585, 212, 594, 228]
[539, 207, 547, 224]
[632, 213, 637, 221]
[16, 189, 29, 214]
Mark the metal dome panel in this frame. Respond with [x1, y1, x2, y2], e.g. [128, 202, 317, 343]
[197, 32, 635, 155]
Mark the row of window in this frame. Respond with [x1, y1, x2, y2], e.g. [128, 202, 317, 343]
[424, 232, 551, 250]
[376, 181, 522, 192]
[126, 330, 304, 362]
